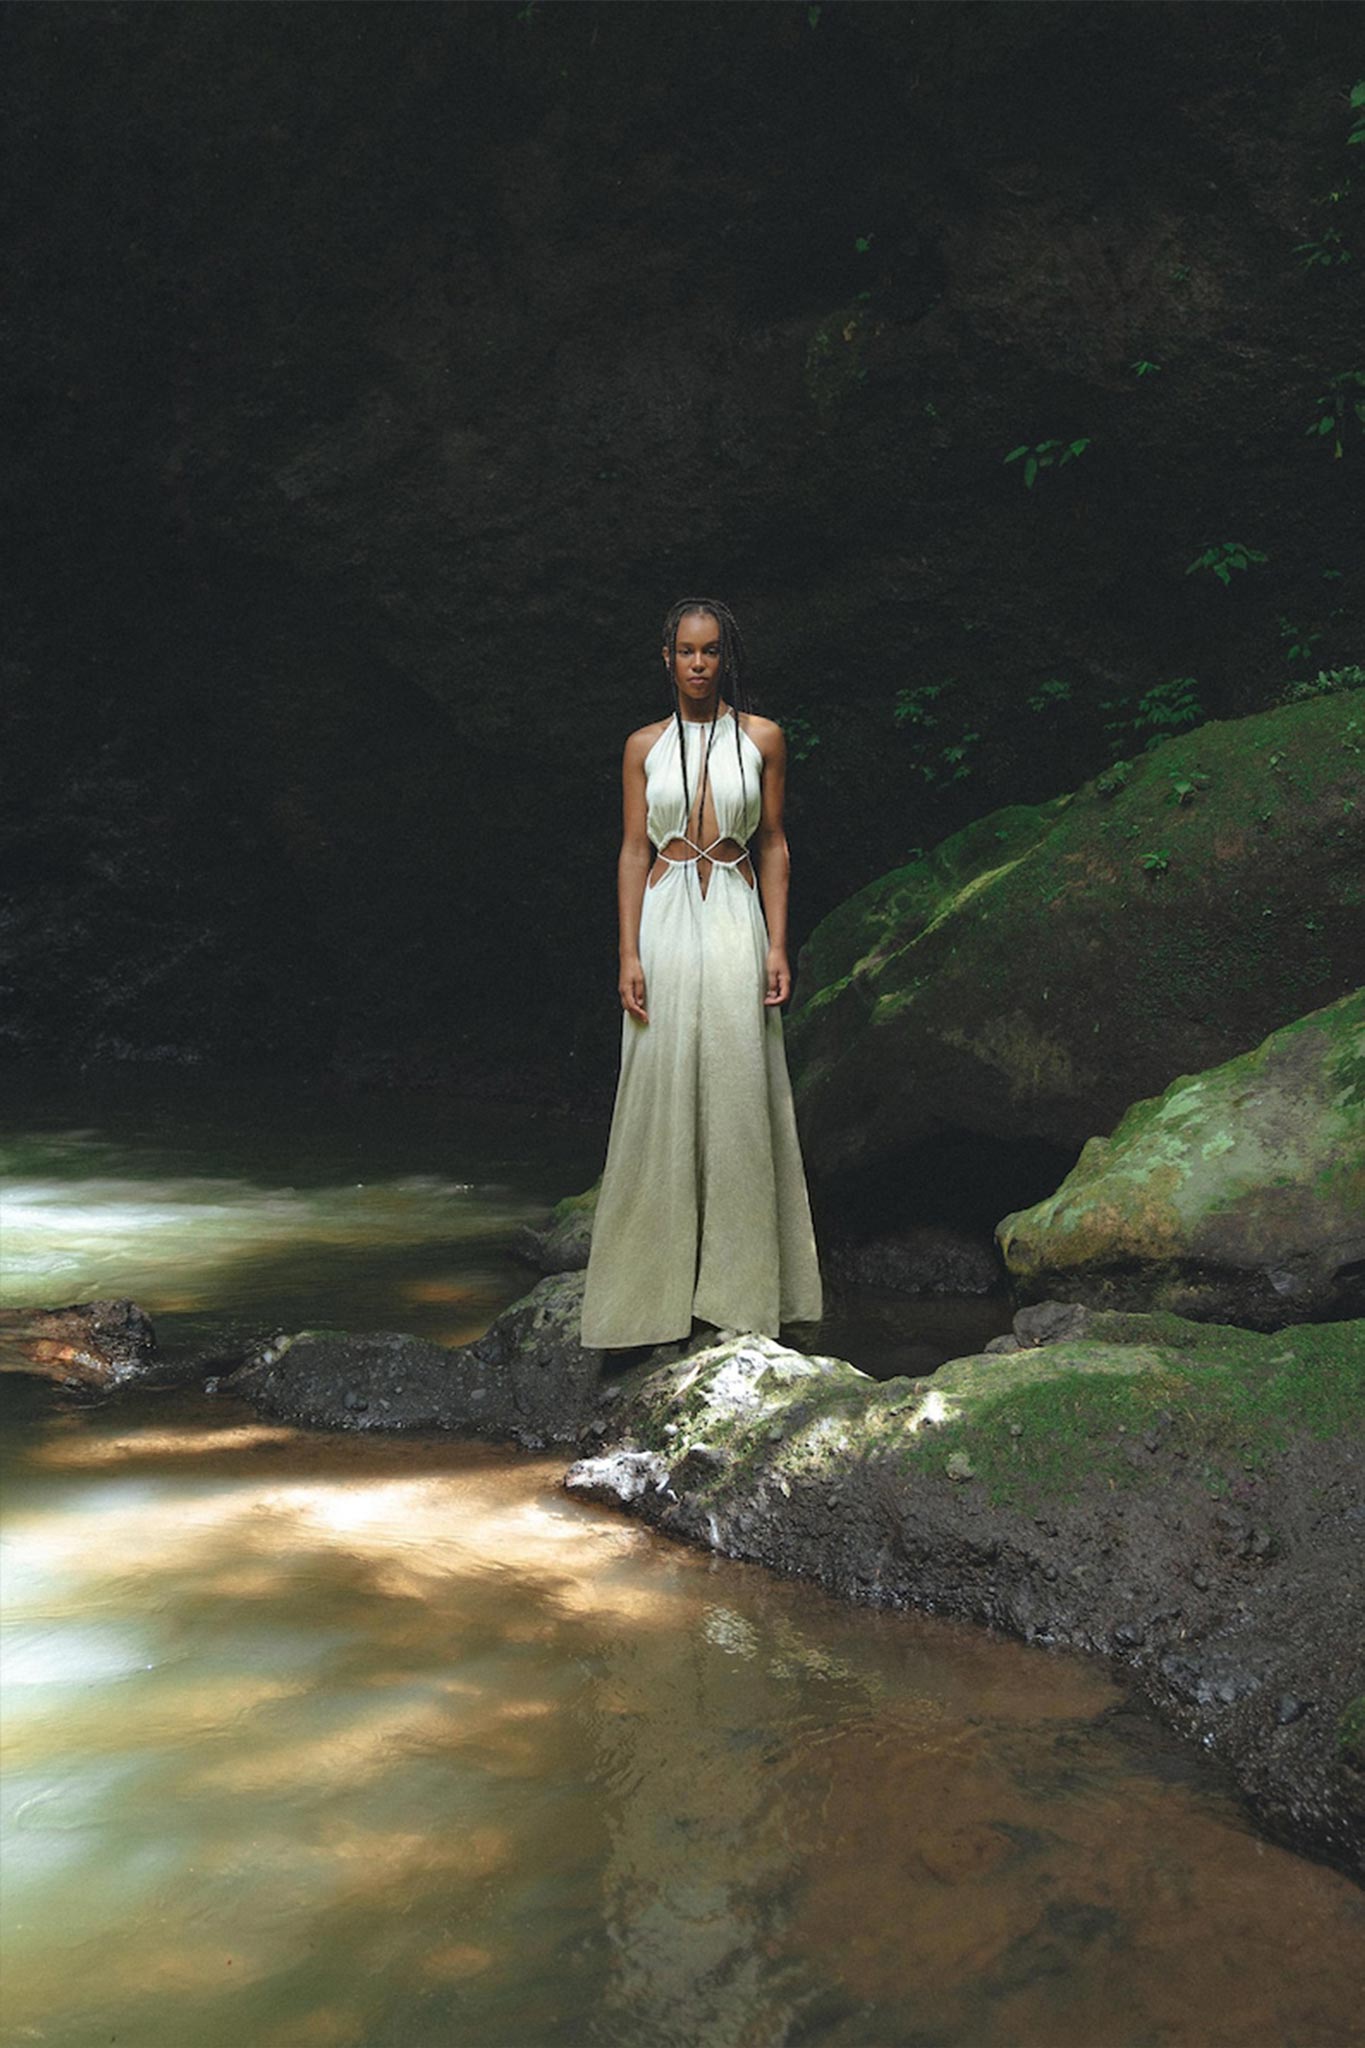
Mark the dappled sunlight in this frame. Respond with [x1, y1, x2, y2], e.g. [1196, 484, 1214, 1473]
[35, 1421, 302, 1465]
[5, 1087, 1365, 2048]
[6, 1395, 1365, 2048]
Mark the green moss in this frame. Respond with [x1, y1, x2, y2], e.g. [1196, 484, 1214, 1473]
[896, 1319, 1365, 1508]
[550, 1181, 600, 1224]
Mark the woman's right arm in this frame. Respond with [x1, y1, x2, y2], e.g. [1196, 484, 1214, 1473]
[617, 730, 653, 1024]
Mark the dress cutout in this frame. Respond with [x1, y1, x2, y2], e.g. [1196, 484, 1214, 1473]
[580, 712, 823, 1348]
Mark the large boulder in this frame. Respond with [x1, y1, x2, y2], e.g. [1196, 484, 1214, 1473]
[222, 1272, 610, 1448]
[568, 1312, 1365, 1878]
[996, 991, 1365, 1325]
[788, 694, 1365, 1192]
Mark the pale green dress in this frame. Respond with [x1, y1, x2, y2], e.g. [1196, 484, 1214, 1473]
[580, 711, 823, 1348]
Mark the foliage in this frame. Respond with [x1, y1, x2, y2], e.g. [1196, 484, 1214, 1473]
[1130, 358, 1162, 377]
[1004, 436, 1091, 488]
[1348, 79, 1365, 149]
[783, 713, 822, 763]
[892, 680, 948, 730]
[1168, 768, 1210, 805]
[1185, 541, 1268, 586]
[1294, 226, 1351, 270]
[1139, 848, 1171, 875]
[1027, 676, 1072, 714]
[1282, 665, 1365, 703]
[892, 679, 981, 786]
[1279, 615, 1322, 671]
[1095, 760, 1131, 798]
[1305, 369, 1365, 457]
[1104, 676, 1204, 753]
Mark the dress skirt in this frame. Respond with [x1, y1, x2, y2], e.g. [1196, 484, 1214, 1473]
[579, 856, 824, 1349]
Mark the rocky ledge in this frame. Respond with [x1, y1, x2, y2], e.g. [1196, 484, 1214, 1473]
[565, 1297, 1365, 1882]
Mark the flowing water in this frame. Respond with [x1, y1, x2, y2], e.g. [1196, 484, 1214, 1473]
[2, 1070, 1363, 2048]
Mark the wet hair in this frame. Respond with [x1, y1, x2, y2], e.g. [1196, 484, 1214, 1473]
[661, 598, 754, 835]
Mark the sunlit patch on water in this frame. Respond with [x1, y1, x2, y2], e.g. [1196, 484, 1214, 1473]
[2, 1079, 1363, 2045]
[3, 1392, 1364, 2048]
[0, 1169, 530, 1326]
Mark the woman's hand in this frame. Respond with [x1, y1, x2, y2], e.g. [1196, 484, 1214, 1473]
[619, 956, 649, 1024]
[764, 948, 791, 1007]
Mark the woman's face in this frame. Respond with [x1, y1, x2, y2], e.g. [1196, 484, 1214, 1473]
[666, 611, 723, 707]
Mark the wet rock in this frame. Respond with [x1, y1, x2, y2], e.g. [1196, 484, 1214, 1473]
[222, 1272, 612, 1448]
[998, 990, 1365, 1328]
[515, 1183, 599, 1274]
[574, 1311, 1365, 1878]
[564, 1448, 671, 1507]
[0, 1298, 159, 1390]
[1012, 1300, 1095, 1348]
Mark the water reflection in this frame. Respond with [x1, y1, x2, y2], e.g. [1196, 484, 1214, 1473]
[3, 1389, 1363, 2048]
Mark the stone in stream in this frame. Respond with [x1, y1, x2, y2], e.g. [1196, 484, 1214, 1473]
[997, 989, 1365, 1327]
[222, 1271, 615, 1449]
[0, 1298, 159, 1390]
[566, 1312, 1365, 1882]
[514, 1182, 599, 1274]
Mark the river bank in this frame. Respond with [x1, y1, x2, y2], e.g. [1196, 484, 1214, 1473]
[200, 1271, 1365, 1884]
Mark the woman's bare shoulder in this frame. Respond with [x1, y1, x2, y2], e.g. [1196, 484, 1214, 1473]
[738, 712, 787, 758]
[624, 718, 670, 762]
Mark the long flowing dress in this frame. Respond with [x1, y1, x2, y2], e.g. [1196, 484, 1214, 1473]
[580, 710, 823, 1348]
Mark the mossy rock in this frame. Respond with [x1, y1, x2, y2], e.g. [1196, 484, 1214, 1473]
[997, 991, 1365, 1325]
[788, 693, 1365, 1181]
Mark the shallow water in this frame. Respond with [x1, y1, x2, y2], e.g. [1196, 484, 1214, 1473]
[2, 1071, 1363, 2046]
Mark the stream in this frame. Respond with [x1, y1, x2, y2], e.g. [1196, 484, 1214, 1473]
[2, 1068, 1363, 2047]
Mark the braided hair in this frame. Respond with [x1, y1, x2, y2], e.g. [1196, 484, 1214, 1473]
[661, 598, 754, 840]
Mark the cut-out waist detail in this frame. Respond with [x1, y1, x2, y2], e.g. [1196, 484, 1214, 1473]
[654, 834, 750, 869]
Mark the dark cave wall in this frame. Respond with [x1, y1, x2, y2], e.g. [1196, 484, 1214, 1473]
[4, 1, 1361, 1090]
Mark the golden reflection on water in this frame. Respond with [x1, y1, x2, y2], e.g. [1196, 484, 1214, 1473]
[3, 1393, 1364, 2048]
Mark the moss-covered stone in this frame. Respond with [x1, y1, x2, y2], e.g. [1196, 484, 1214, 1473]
[788, 694, 1365, 1182]
[996, 991, 1365, 1325]
[570, 1308, 1365, 1876]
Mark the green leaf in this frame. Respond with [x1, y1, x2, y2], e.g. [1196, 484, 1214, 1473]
[1024, 456, 1038, 488]
[1005, 445, 1028, 463]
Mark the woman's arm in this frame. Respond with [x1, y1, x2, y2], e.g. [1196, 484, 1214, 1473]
[751, 722, 793, 1007]
[617, 729, 654, 1023]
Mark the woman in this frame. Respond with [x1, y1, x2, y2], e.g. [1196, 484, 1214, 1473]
[580, 599, 823, 1349]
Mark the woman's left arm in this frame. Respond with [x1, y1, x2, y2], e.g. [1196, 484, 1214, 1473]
[752, 722, 793, 1007]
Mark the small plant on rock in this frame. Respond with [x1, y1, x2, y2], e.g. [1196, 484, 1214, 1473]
[1305, 369, 1365, 457]
[1027, 676, 1073, 714]
[1186, 541, 1269, 586]
[1004, 437, 1092, 488]
[1139, 849, 1172, 876]
[1294, 226, 1351, 270]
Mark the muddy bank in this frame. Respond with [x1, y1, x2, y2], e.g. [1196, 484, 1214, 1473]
[565, 1302, 1365, 1881]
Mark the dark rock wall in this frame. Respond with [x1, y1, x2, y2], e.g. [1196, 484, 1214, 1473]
[5, 2, 1362, 1087]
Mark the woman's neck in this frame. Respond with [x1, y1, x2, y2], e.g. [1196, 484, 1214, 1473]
[677, 696, 727, 725]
